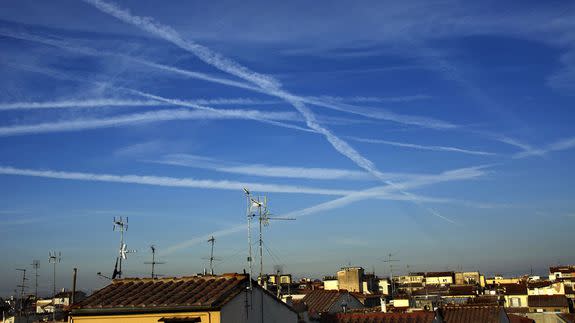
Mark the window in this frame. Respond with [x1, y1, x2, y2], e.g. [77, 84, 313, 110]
[510, 297, 521, 307]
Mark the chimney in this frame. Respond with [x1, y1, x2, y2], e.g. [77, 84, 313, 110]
[380, 297, 387, 313]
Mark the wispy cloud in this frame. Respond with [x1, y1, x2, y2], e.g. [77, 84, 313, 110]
[82, 0, 465, 224]
[0, 165, 354, 196]
[350, 136, 497, 156]
[0, 26, 458, 131]
[163, 165, 489, 253]
[151, 153, 377, 181]
[514, 136, 575, 159]
[0, 98, 277, 111]
[0, 108, 298, 137]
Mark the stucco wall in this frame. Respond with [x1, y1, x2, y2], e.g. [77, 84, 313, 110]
[220, 287, 297, 323]
[70, 312, 219, 323]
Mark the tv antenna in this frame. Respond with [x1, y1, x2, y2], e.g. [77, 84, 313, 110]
[201, 236, 220, 275]
[113, 217, 136, 278]
[16, 268, 27, 317]
[49, 251, 61, 323]
[253, 195, 294, 289]
[144, 245, 165, 279]
[31, 260, 40, 299]
[382, 252, 399, 297]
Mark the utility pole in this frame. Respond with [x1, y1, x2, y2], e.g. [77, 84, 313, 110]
[383, 253, 399, 297]
[16, 268, 27, 317]
[144, 245, 165, 279]
[49, 251, 61, 323]
[31, 260, 40, 300]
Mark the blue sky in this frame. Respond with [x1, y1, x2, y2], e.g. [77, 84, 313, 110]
[1, 0, 574, 296]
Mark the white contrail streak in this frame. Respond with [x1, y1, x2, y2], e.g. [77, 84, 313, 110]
[0, 166, 354, 196]
[82, 0, 460, 222]
[350, 136, 497, 156]
[0, 98, 277, 111]
[514, 136, 575, 158]
[162, 165, 488, 253]
[0, 26, 457, 130]
[0, 108, 298, 137]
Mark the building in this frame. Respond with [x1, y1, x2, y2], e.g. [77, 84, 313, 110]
[527, 295, 570, 313]
[499, 283, 528, 309]
[378, 278, 390, 296]
[323, 276, 338, 291]
[486, 276, 523, 285]
[527, 280, 565, 296]
[396, 273, 425, 285]
[319, 311, 439, 323]
[425, 272, 455, 286]
[70, 274, 297, 323]
[549, 265, 575, 281]
[299, 289, 363, 319]
[454, 271, 483, 286]
[337, 267, 364, 293]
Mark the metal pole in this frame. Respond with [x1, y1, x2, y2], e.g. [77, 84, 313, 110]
[71, 268, 77, 305]
[259, 205, 264, 288]
[52, 260, 56, 322]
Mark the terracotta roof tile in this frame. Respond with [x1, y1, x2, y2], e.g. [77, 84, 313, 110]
[507, 314, 535, 323]
[441, 305, 504, 323]
[320, 312, 436, 323]
[301, 290, 359, 314]
[527, 295, 569, 308]
[73, 274, 248, 312]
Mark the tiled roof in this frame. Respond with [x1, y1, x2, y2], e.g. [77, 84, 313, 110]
[72, 274, 248, 313]
[448, 285, 477, 296]
[467, 296, 500, 306]
[499, 283, 527, 295]
[558, 313, 575, 323]
[441, 306, 505, 323]
[527, 280, 552, 289]
[507, 314, 535, 323]
[301, 290, 359, 314]
[550, 265, 575, 274]
[527, 295, 569, 308]
[426, 272, 454, 278]
[320, 312, 437, 323]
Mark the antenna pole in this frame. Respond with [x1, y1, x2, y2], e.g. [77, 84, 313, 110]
[144, 245, 165, 279]
[244, 189, 253, 292]
[16, 268, 27, 317]
[383, 253, 399, 297]
[208, 236, 216, 275]
[259, 200, 264, 289]
[31, 260, 40, 300]
[49, 251, 61, 323]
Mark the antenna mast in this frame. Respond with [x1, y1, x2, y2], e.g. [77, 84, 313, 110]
[31, 260, 40, 299]
[49, 251, 61, 323]
[208, 236, 216, 275]
[113, 217, 135, 278]
[144, 245, 165, 279]
[244, 188, 254, 291]
[16, 268, 27, 317]
[383, 252, 399, 297]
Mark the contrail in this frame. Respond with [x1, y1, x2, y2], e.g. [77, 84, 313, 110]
[350, 136, 497, 156]
[0, 27, 458, 130]
[0, 166, 354, 196]
[0, 98, 277, 111]
[162, 165, 487, 253]
[0, 108, 299, 137]
[82, 0, 460, 222]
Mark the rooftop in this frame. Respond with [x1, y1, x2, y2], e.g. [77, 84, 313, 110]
[72, 274, 249, 314]
[320, 312, 436, 323]
[527, 295, 569, 308]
